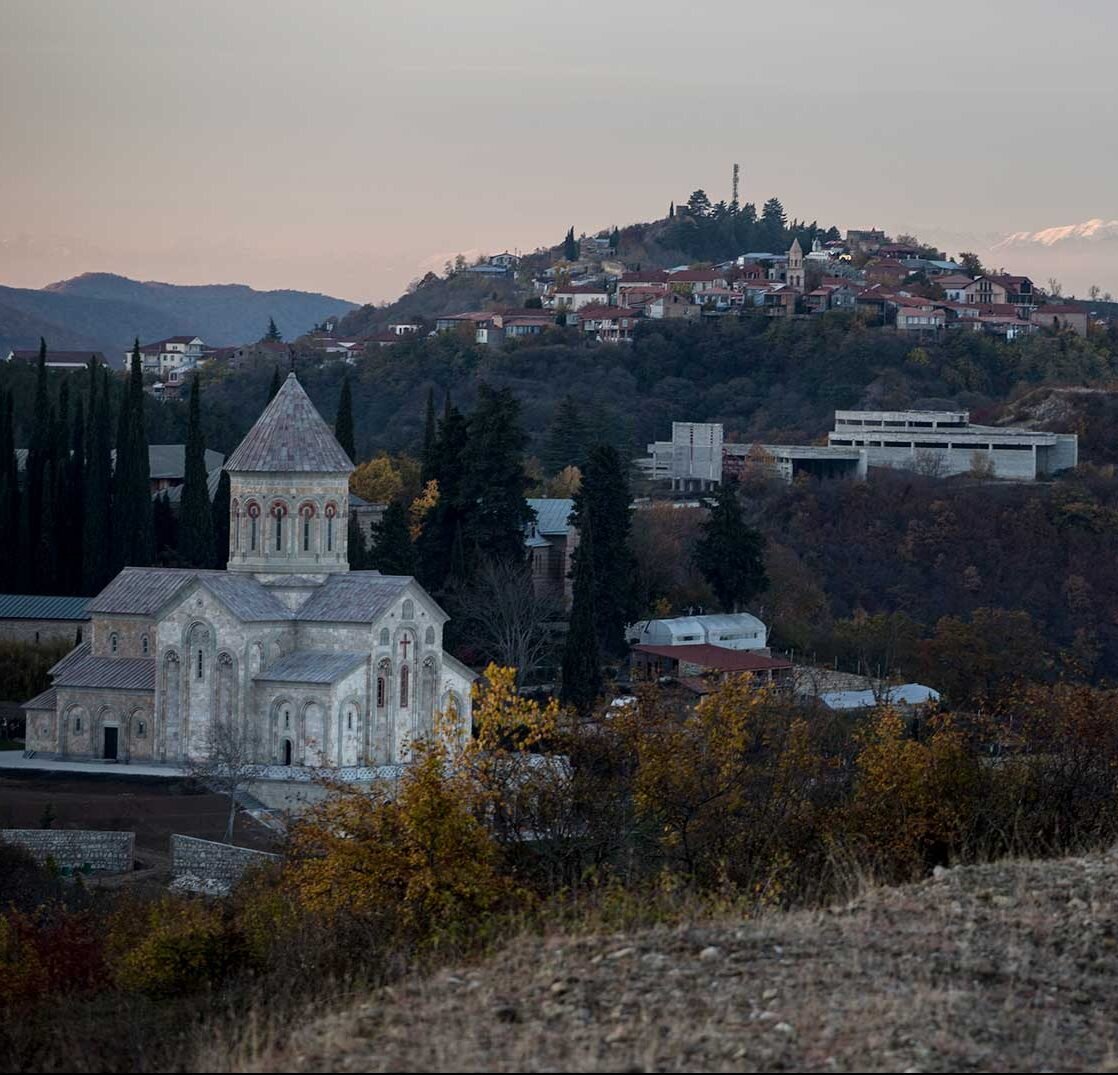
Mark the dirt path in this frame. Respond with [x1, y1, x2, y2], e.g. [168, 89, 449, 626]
[240, 849, 1118, 1073]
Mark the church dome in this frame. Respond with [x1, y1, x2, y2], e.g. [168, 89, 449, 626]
[225, 373, 353, 474]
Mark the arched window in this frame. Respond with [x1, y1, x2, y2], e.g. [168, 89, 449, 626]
[196, 649, 204, 680]
[399, 665, 410, 708]
[283, 708, 291, 729]
[424, 626, 435, 645]
[74, 714, 82, 733]
[379, 627, 390, 646]
[300, 502, 316, 552]
[402, 599, 415, 620]
[110, 632, 118, 654]
[325, 502, 337, 552]
[247, 501, 260, 551]
[347, 710, 354, 731]
[376, 676, 385, 708]
[141, 634, 149, 656]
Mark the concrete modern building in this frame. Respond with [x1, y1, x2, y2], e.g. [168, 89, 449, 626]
[645, 422, 867, 488]
[828, 410, 1078, 480]
[22, 374, 475, 769]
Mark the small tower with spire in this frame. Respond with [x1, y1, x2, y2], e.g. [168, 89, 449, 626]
[786, 237, 805, 293]
[223, 373, 354, 576]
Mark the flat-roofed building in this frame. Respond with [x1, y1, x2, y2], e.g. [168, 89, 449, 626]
[828, 410, 1078, 480]
[644, 422, 866, 487]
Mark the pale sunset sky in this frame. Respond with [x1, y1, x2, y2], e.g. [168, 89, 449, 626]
[1, 0, 1115, 301]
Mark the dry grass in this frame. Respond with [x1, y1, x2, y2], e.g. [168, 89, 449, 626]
[199, 848, 1118, 1073]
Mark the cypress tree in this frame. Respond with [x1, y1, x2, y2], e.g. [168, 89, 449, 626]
[542, 395, 587, 475]
[267, 365, 282, 403]
[0, 391, 21, 591]
[369, 501, 416, 576]
[561, 520, 602, 712]
[265, 317, 282, 342]
[460, 384, 533, 569]
[334, 373, 355, 463]
[65, 394, 86, 593]
[570, 443, 638, 657]
[114, 340, 154, 568]
[24, 338, 51, 588]
[177, 376, 215, 567]
[347, 511, 367, 570]
[417, 404, 469, 594]
[153, 491, 178, 563]
[421, 386, 437, 483]
[694, 480, 769, 612]
[83, 359, 114, 593]
[211, 469, 231, 569]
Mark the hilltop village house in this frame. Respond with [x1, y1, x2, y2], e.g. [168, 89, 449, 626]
[22, 375, 475, 770]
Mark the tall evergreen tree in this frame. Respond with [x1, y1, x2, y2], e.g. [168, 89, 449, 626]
[560, 519, 602, 712]
[267, 364, 282, 403]
[64, 393, 86, 593]
[694, 480, 768, 612]
[177, 376, 215, 567]
[153, 491, 179, 564]
[24, 338, 51, 589]
[563, 226, 579, 261]
[0, 391, 21, 591]
[347, 511, 368, 570]
[570, 444, 637, 657]
[542, 395, 587, 475]
[417, 403, 470, 594]
[265, 317, 282, 342]
[421, 386, 437, 483]
[83, 358, 114, 593]
[211, 469, 231, 569]
[369, 500, 416, 576]
[460, 384, 533, 569]
[334, 373, 355, 463]
[113, 341, 154, 569]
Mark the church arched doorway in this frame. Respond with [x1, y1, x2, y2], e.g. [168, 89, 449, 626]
[282, 738, 293, 766]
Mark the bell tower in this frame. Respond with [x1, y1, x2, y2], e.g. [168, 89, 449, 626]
[224, 373, 354, 575]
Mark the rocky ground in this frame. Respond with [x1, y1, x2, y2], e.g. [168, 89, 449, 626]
[230, 850, 1118, 1073]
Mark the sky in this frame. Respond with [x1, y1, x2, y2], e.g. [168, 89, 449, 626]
[2, 0, 1116, 302]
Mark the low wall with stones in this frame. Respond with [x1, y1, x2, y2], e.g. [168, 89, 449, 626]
[170, 834, 280, 887]
[0, 828, 134, 873]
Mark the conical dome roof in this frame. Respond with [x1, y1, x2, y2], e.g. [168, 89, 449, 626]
[224, 373, 352, 473]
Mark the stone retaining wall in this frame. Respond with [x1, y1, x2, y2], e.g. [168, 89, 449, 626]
[170, 834, 280, 887]
[0, 828, 134, 872]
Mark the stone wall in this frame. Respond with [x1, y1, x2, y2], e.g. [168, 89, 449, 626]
[1, 828, 134, 872]
[170, 834, 280, 887]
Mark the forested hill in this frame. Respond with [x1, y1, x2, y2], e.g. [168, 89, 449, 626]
[338, 193, 842, 337]
[0, 273, 357, 361]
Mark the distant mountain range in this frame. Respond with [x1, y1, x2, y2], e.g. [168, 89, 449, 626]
[0, 273, 358, 365]
[992, 218, 1118, 250]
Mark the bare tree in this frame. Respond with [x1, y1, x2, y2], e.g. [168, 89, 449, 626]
[187, 715, 263, 843]
[1047, 277, 1064, 298]
[458, 558, 559, 686]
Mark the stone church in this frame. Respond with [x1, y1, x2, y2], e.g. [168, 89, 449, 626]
[23, 374, 475, 769]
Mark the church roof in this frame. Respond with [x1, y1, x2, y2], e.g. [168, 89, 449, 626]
[254, 651, 368, 684]
[224, 373, 353, 474]
[295, 573, 413, 624]
[86, 567, 290, 621]
[0, 594, 90, 622]
[50, 642, 156, 691]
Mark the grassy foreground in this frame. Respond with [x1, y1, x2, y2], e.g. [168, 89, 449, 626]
[204, 848, 1118, 1074]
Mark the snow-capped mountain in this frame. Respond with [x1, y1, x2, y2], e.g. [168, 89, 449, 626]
[992, 219, 1118, 250]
